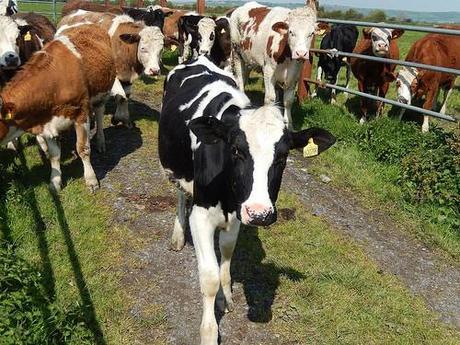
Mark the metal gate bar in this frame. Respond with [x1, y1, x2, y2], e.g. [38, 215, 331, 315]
[305, 78, 458, 122]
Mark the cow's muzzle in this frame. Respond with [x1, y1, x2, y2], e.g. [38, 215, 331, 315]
[1, 52, 20, 69]
[292, 50, 309, 61]
[241, 204, 277, 227]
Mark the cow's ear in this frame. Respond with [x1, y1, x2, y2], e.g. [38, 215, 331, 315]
[272, 22, 289, 35]
[392, 29, 404, 39]
[290, 127, 336, 154]
[315, 22, 330, 36]
[189, 116, 228, 144]
[18, 25, 33, 36]
[362, 27, 372, 39]
[119, 33, 141, 44]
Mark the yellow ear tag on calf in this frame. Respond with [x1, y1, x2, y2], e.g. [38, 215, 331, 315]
[24, 31, 32, 41]
[303, 138, 319, 158]
[5, 111, 13, 120]
[170, 44, 177, 52]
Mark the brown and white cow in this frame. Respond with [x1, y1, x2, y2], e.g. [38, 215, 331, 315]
[230, 1, 328, 129]
[351, 27, 404, 123]
[0, 24, 116, 191]
[59, 11, 165, 151]
[0, 13, 55, 86]
[396, 33, 460, 132]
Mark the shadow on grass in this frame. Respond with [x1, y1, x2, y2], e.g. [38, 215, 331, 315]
[228, 226, 305, 323]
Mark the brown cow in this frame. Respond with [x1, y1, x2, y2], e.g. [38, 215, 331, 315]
[351, 27, 404, 123]
[0, 24, 116, 192]
[396, 33, 460, 132]
[163, 9, 188, 41]
[58, 11, 165, 151]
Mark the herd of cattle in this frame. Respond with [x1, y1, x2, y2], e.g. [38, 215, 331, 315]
[0, 1, 458, 344]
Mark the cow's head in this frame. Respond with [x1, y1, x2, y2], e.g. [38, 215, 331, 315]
[0, 16, 25, 70]
[120, 25, 165, 76]
[197, 17, 216, 56]
[396, 67, 418, 105]
[363, 27, 404, 57]
[189, 106, 335, 226]
[271, 6, 329, 61]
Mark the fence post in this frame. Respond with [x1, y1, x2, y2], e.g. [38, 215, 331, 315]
[53, 0, 56, 22]
[297, 38, 315, 102]
[197, 0, 205, 14]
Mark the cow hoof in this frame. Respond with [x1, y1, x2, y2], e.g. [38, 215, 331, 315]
[96, 142, 106, 154]
[422, 125, 429, 133]
[170, 238, 185, 251]
[49, 181, 62, 194]
[311, 92, 317, 98]
[359, 117, 366, 125]
[225, 299, 235, 313]
[330, 98, 337, 105]
[86, 179, 100, 193]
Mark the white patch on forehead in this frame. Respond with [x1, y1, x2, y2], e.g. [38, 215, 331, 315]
[108, 15, 134, 37]
[55, 35, 81, 59]
[372, 27, 392, 40]
[198, 17, 216, 33]
[239, 105, 285, 209]
[14, 18, 28, 26]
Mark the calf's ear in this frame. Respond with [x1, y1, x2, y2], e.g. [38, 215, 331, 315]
[290, 127, 336, 153]
[272, 22, 289, 35]
[18, 25, 33, 36]
[315, 22, 330, 36]
[189, 116, 228, 145]
[392, 29, 404, 39]
[119, 33, 141, 44]
[362, 27, 372, 39]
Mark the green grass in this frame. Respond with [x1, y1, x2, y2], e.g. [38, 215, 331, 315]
[0, 138, 145, 344]
[250, 192, 460, 344]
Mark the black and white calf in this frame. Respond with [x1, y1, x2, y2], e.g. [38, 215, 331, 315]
[209, 16, 231, 71]
[313, 24, 358, 103]
[178, 14, 216, 63]
[158, 56, 335, 345]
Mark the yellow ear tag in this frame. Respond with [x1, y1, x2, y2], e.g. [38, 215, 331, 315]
[24, 31, 32, 41]
[315, 29, 326, 36]
[170, 44, 177, 52]
[303, 138, 319, 158]
[5, 111, 13, 120]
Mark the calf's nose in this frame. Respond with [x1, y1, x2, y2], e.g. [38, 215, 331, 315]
[2, 52, 19, 67]
[293, 50, 309, 60]
[241, 204, 277, 226]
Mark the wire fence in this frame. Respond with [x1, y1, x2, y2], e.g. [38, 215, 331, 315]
[307, 18, 460, 123]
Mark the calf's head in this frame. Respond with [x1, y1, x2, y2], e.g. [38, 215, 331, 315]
[120, 25, 165, 76]
[0, 16, 26, 70]
[363, 27, 404, 57]
[189, 106, 335, 226]
[271, 5, 329, 61]
[396, 67, 418, 105]
[197, 17, 216, 56]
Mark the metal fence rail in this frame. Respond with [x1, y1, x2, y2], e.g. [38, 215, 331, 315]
[306, 19, 460, 123]
[317, 18, 460, 36]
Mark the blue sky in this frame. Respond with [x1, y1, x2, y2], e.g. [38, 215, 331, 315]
[264, 0, 460, 12]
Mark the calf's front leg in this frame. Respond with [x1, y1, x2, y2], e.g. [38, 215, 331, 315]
[45, 136, 62, 192]
[189, 206, 220, 345]
[171, 189, 187, 251]
[75, 118, 99, 192]
[219, 215, 240, 313]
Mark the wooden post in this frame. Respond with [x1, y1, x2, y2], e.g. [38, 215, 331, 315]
[104, 0, 109, 6]
[297, 38, 315, 102]
[197, 0, 205, 14]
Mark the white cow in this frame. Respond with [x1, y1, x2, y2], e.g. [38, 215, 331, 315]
[230, 1, 329, 129]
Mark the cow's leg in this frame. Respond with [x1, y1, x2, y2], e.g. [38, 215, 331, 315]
[358, 80, 367, 124]
[171, 189, 187, 251]
[422, 87, 438, 133]
[331, 75, 338, 105]
[95, 103, 106, 153]
[75, 118, 99, 192]
[45, 136, 62, 192]
[344, 62, 351, 99]
[190, 206, 220, 345]
[263, 65, 276, 105]
[36, 135, 48, 154]
[6, 138, 18, 151]
[232, 52, 245, 91]
[113, 83, 132, 128]
[219, 215, 240, 313]
[311, 65, 322, 98]
[440, 86, 453, 114]
[283, 86, 296, 130]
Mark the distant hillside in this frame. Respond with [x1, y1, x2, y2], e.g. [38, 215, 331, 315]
[179, 1, 460, 24]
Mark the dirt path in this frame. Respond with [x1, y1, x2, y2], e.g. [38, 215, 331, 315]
[92, 90, 459, 344]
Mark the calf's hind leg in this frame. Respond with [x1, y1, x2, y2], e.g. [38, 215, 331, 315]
[171, 190, 187, 251]
[45, 136, 62, 192]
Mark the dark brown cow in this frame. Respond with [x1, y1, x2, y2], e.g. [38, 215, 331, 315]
[0, 24, 116, 191]
[351, 27, 404, 123]
[396, 33, 460, 132]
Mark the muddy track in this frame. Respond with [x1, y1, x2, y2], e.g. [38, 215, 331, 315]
[93, 91, 459, 344]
